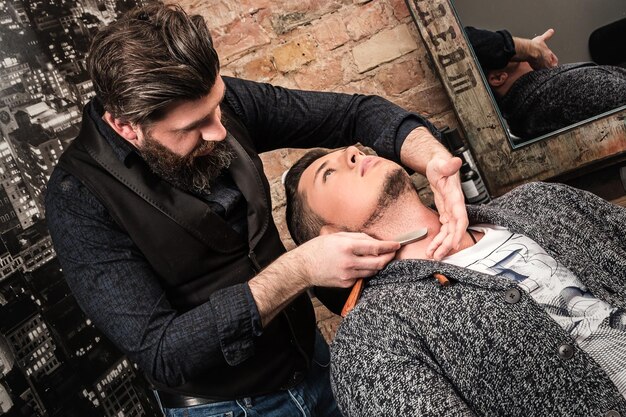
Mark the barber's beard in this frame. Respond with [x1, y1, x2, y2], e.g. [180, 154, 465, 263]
[361, 168, 414, 230]
[139, 134, 234, 194]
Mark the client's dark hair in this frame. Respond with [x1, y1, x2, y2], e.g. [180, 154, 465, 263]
[284, 149, 330, 245]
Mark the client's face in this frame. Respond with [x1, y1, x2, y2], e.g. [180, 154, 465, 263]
[298, 146, 412, 231]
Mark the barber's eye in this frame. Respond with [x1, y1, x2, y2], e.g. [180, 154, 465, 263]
[322, 168, 335, 182]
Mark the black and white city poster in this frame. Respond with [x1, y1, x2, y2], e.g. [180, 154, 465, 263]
[0, 1, 162, 416]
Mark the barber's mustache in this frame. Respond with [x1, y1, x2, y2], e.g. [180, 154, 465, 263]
[190, 138, 218, 158]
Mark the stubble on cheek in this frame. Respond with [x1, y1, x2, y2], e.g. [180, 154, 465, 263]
[361, 168, 412, 230]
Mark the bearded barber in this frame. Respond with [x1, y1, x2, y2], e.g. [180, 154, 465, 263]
[45, 3, 467, 416]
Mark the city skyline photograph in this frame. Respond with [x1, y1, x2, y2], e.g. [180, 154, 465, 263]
[0, 1, 162, 415]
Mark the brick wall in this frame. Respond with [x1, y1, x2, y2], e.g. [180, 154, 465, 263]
[173, 0, 459, 340]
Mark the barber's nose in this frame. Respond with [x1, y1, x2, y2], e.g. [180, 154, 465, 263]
[202, 122, 227, 142]
[345, 146, 364, 167]
[201, 107, 227, 142]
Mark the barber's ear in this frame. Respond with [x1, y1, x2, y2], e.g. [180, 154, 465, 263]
[488, 70, 508, 87]
[319, 224, 343, 236]
[103, 112, 140, 146]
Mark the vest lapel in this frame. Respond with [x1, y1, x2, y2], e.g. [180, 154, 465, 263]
[77, 117, 245, 253]
[226, 134, 270, 251]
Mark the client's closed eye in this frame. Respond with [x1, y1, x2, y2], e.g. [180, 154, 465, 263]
[322, 168, 335, 182]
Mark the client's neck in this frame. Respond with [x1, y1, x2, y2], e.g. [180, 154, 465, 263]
[366, 192, 478, 261]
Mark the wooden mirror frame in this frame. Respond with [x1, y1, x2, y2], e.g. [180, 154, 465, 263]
[406, 0, 626, 196]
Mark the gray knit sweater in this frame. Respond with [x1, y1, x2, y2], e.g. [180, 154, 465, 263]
[499, 63, 626, 140]
[331, 182, 626, 416]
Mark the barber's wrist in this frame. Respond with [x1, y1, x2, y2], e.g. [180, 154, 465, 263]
[512, 37, 534, 61]
[283, 245, 314, 289]
[400, 126, 451, 174]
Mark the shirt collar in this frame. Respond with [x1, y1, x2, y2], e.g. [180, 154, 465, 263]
[87, 97, 139, 164]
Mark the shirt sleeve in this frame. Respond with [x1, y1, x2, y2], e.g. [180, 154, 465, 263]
[464, 26, 516, 72]
[222, 76, 440, 163]
[45, 168, 260, 387]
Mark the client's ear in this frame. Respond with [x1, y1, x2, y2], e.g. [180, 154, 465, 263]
[319, 224, 343, 236]
[488, 70, 508, 87]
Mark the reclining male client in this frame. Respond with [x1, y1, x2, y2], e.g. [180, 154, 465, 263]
[283, 146, 626, 416]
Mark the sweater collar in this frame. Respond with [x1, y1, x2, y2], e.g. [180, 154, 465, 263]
[370, 258, 514, 291]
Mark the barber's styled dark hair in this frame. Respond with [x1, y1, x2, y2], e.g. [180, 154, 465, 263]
[284, 149, 331, 245]
[87, 2, 220, 126]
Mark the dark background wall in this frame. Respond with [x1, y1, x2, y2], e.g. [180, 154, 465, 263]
[453, 0, 626, 64]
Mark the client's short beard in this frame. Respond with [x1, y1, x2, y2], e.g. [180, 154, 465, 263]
[139, 134, 234, 194]
[361, 168, 413, 230]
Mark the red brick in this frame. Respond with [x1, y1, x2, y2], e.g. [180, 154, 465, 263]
[272, 36, 317, 73]
[334, 77, 382, 95]
[271, 12, 312, 35]
[352, 24, 418, 73]
[396, 84, 452, 116]
[417, 54, 444, 86]
[344, 1, 390, 41]
[268, 0, 343, 34]
[272, 0, 341, 14]
[219, 66, 237, 78]
[375, 55, 426, 95]
[266, 74, 300, 89]
[261, 147, 309, 250]
[184, 1, 241, 29]
[294, 55, 345, 90]
[310, 14, 350, 51]
[313, 297, 341, 342]
[429, 110, 461, 131]
[253, 7, 275, 33]
[239, 55, 278, 82]
[213, 17, 271, 62]
[239, 0, 272, 14]
[387, 0, 411, 21]
[260, 148, 304, 179]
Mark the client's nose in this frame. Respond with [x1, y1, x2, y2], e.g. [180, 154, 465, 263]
[345, 146, 363, 167]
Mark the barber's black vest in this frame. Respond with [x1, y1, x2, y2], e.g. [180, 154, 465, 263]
[58, 103, 316, 399]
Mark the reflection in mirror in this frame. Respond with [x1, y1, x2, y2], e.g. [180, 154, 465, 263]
[452, 0, 626, 146]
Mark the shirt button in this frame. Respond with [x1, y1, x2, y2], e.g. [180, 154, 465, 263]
[558, 343, 574, 359]
[504, 288, 521, 304]
[605, 411, 621, 417]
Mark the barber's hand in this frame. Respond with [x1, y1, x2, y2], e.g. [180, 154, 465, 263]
[296, 232, 400, 288]
[425, 156, 469, 261]
[528, 28, 558, 70]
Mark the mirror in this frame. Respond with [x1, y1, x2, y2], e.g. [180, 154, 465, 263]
[451, 0, 626, 146]
[406, 0, 626, 197]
